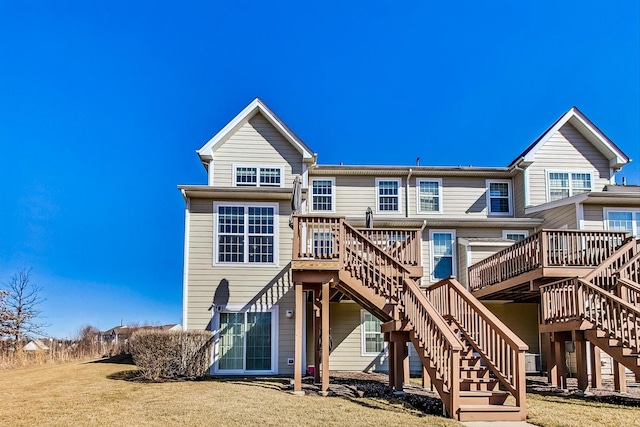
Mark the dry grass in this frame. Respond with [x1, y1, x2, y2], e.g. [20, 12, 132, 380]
[526, 392, 640, 427]
[0, 358, 459, 427]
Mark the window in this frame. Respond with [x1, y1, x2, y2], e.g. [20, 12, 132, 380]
[546, 171, 593, 202]
[429, 230, 456, 281]
[313, 231, 334, 256]
[310, 178, 335, 212]
[215, 307, 278, 374]
[486, 180, 512, 215]
[605, 209, 640, 237]
[417, 179, 442, 213]
[376, 178, 401, 213]
[503, 230, 529, 242]
[234, 165, 283, 187]
[215, 203, 278, 265]
[361, 311, 384, 355]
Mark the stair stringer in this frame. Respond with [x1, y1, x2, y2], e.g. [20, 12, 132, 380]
[584, 329, 640, 378]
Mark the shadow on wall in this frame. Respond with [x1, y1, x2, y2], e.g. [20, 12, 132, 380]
[466, 190, 487, 214]
[241, 263, 294, 312]
[362, 351, 389, 373]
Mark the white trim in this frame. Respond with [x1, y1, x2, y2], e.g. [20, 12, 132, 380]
[429, 229, 457, 282]
[576, 203, 585, 230]
[309, 177, 336, 213]
[603, 207, 640, 237]
[502, 230, 529, 241]
[211, 304, 279, 375]
[197, 98, 314, 161]
[486, 179, 513, 216]
[360, 310, 386, 357]
[213, 201, 280, 267]
[545, 169, 594, 203]
[416, 178, 443, 214]
[232, 164, 285, 188]
[458, 237, 514, 247]
[524, 192, 589, 215]
[208, 160, 215, 186]
[375, 178, 402, 215]
[182, 196, 190, 330]
[523, 168, 530, 207]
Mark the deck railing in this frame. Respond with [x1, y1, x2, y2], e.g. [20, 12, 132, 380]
[541, 277, 640, 354]
[618, 252, 640, 284]
[468, 230, 628, 292]
[617, 278, 640, 306]
[358, 229, 421, 267]
[426, 278, 528, 408]
[583, 237, 637, 292]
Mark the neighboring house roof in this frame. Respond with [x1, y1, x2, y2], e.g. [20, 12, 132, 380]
[197, 97, 316, 164]
[23, 339, 50, 351]
[509, 106, 630, 170]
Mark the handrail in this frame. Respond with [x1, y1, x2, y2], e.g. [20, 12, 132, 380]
[426, 278, 528, 407]
[617, 278, 640, 306]
[469, 229, 629, 292]
[584, 237, 637, 291]
[617, 251, 640, 284]
[358, 228, 421, 267]
[541, 277, 640, 354]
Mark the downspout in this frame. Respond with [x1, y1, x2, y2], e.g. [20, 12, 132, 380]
[406, 168, 412, 218]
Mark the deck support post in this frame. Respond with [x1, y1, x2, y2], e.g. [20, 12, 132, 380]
[552, 333, 567, 389]
[389, 331, 409, 391]
[293, 283, 304, 394]
[613, 361, 627, 393]
[546, 333, 557, 386]
[573, 331, 588, 391]
[422, 364, 432, 390]
[386, 332, 395, 388]
[313, 291, 321, 384]
[589, 343, 602, 389]
[321, 281, 330, 395]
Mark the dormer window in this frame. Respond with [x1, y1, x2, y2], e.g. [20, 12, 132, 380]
[234, 165, 283, 188]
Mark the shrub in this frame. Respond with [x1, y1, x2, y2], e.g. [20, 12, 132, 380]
[129, 330, 214, 381]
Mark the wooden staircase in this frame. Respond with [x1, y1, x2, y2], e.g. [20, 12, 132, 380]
[292, 216, 528, 421]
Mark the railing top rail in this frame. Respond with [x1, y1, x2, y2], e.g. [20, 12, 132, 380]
[618, 251, 640, 271]
[584, 237, 638, 281]
[578, 278, 640, 316]
[539, 229, 629, 235]
[343, 223, 413, 273]
[539, 276, 579, 290]
[294, 214, 346, 219]
[429, 278, 529, 351]
[617, 277, 640, 292]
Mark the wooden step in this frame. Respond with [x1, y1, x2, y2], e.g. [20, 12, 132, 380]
[459, 378, 498, 391]
[460, 366, 489, 379]
[459, 390, 509, 405]
[457, 404, 523, 422]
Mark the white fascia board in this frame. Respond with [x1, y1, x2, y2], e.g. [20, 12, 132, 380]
[197, 98, 314, 161]
[525, 193, 589, 215]
[522, 109, 575, 163]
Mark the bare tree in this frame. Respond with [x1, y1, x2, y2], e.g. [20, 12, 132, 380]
[0, 289, 15, 337]
[3, 268, 47, 343]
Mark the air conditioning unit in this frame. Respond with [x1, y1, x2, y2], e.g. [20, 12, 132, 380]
[525, 353, 540, 373]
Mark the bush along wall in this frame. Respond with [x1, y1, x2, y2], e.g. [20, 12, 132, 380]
[129, 330, 214, 381]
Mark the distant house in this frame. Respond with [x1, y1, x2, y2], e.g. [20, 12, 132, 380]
[23, 339, 50, 352]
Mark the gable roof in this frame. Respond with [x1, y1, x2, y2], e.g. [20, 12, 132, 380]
[197, 98, 315, 163]
[509, 106, 630, 170]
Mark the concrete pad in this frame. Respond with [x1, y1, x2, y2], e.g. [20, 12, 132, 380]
[462, 422, 537, 427]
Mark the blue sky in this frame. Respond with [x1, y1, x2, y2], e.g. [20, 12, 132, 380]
[1, 2, 638, 338]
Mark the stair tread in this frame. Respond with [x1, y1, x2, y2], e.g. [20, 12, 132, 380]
[458, 404, 521, 412]
[460, 390, 509, 396]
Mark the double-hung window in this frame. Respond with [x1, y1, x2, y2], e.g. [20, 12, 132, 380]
[376, 178, 401, 213]
[310, 178, 335, 212]
[430, 230, 456, 281]
[503, 230, 529, 242]
[486, 180, 512, 215]
[547, 171, 593, 202]
[361, 310, 384, 355]
[215, 203, 278, 265]
[417, 178, 442, 213]
[234, 165, 283, 188]
[604, 208, 640, 237]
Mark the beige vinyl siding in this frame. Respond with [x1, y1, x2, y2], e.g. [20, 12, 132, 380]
[332, 176, 384, 216]
[186, 197, 296, 374]
[530, 204, 577, 229]
[212, 112, 303, 187]
[527, 123, 611, 207]
[582, 205, 605, 230]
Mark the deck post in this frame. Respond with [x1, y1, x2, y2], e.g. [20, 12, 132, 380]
[293, 282, 304, 394]
[389, 331, 408, 391]
[321, 281, 330, 395]
[589, 343, 602, 389]
[422, 364, 432, 390]
[546, 333, 557, 386]
[552, 333, 567, 389]
[313, 292, 321, 384]
[573, 331, 588, 390]
[386, 332, 395, 388]
[613, 361, 627, 392]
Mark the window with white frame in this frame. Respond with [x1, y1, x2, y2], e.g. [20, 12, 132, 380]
[604, 208, 640, 237]
[215, 203, 277, 265]
[430, 230, 456, 281]
[313, 231, 334, 257]
[310, 178, 335, 212]
[234, 165, 283, 187]
[417, 178, 442, 213]
[361, 310, 384, 355]
[502, 230, 529, 242]
[547, 171, 593, 202]
[215, 306, 278, 374]
[376, 178, 401, 213]
[486, 180, 512, 215]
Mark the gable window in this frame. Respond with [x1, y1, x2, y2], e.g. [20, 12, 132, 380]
[429, 230, 456, 281]
[376, 178, 401, 213]
[486, 180, 512, 215]
[547, 171, 593, 202]
[361, 310, 384, 356]
[502, 230, 529, 242]
[310, 178, 335, 212]
[417, 179, 442, 213]
[215, 203, 278, 265]
[605, 208, 640, 237]
[234, 165, 283, 188]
